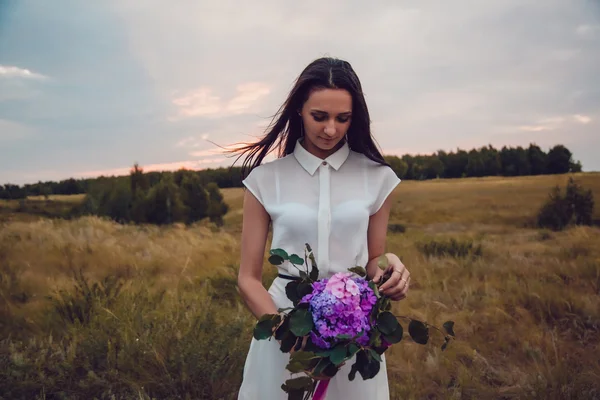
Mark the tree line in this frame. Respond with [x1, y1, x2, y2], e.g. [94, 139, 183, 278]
[76, 164, 230, 226]
[0, 166, 244, 200]
[0, 143, 584, 201]
[383, 143, 582, 180]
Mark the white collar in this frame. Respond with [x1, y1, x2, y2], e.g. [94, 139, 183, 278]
[293, 138, 350, 176]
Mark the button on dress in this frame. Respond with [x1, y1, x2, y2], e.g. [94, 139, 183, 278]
[238, 139, 401, 400]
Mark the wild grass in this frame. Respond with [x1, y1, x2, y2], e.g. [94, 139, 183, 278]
[1, 172, 599, 399]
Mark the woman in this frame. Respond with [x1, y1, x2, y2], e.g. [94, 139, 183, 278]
[234, 57, 411, 399]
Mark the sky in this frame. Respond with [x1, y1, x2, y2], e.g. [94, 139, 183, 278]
[1, 0, 599, 185]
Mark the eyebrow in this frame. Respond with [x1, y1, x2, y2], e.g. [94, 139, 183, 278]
[310, 109, 352, 116]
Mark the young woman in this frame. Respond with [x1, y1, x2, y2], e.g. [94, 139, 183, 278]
[234, 57, 411, 399]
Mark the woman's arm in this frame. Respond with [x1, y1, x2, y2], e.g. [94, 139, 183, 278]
[365, 194, 410, 301]
[237, 190, 279, 319]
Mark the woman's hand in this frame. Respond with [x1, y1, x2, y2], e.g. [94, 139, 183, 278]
[374, 253, 410, 301]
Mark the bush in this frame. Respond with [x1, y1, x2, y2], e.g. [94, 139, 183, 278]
[388, 223, 407, 233]
[537, 178, 595, 231]
[417, 237, 482, 258]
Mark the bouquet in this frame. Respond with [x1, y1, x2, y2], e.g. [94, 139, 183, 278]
[253, 244, 456, 400]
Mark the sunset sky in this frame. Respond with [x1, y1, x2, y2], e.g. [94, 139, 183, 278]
[1, 0, 599, 185]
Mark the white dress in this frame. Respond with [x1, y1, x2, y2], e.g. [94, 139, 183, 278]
[238, 139, 401, 400]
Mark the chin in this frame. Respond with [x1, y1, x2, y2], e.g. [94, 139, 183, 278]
[318, 138, 342, 148]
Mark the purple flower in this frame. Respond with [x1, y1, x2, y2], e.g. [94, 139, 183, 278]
[305, 272, 377, 347]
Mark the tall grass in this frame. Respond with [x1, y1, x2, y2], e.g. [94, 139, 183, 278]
[1, 173, 599, 399]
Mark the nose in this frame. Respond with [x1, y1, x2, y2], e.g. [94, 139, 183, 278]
[324, 120, 336, 137]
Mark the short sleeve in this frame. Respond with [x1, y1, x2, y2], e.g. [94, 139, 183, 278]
[370, 165, 401, 215]
[242, 166, 266, 207]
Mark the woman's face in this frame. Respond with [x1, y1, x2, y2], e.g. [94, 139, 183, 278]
[299, 88, 352, 159]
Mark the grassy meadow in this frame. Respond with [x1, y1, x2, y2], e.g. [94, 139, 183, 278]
[1, 173, 600, 399]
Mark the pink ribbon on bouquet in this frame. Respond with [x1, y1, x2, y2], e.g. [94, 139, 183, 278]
[313, 380, 330, 400]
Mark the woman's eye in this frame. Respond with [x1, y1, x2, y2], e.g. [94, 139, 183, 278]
[312, 114, 326, 122]
[337, 117, 350, 123]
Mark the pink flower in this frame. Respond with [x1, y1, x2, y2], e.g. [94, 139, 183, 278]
[345, 279, 360, 296]
[325, 272, 353, 299]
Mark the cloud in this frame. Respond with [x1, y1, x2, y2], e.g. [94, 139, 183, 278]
[170, 87, 222, 118]
[573, 114, 591, 124]
[77, 157, 229, 178]
[169, 82, 271, 120]
[0, 65, 48, 80]
[576, 24, 600, 37]
[226, 82, 271, 114]
[517, 114, 593, 132]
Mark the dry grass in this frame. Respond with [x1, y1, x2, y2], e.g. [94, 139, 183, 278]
[1, 173, 600, 399]
[27, 194, 87, 203]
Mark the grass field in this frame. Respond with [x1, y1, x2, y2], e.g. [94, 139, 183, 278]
[1, 173, 599, 399]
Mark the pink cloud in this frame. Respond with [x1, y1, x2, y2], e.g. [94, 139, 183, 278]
[76, 157, 229, 178]
[169, 82, 271, 120]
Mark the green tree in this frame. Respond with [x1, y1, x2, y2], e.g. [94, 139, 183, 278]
[145, 175, 186, 225]
[479, 145, 501, 176]
[206, 182, 229, 226]
[180, 173, 209, 223]
[105, 182, 133, 223]
[130, 163, 149, 198]
[527, 144, 547, 175]
[500, 146, 531, 176]
[466, 150, 485, 177]
[422, 156, 445, 179]
[384, 156, 408, 179]
[546, 145, 573, 174]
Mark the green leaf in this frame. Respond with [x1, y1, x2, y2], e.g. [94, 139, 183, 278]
[377, 311, 400, 335]
[312, 357, 331, 377]
[441, 338, 450, 351]
[354, 350, 381, 380]
[306, 244, 320, 281]
[281, 388, 305, 400]
[348, 266, 367, 277]
[443, 321, 456, 337]
[368, 280, 381, 299]
[297, 282, 313, 299]
[270, 248, 289, 259]
[283, 377, 314, 391]
[329, 344, 348, 366]
[382, 323, 403, 344]
[253, 319, 274, 340]
[408, 320, 429, 345]
[368, 329, 382, 347]
[290, 351, 317, 363]
[349, 362, 359, 381]
[323, 362, 339, 377]
[377, 254, 389, 269]
[280, 332, 297, 353]
[290, 309, 314, 336]
[309, 265, 319, 281]
[268, 255, 284, 266]
[286, 351, 317, 374]
[348, 343, 360, 358]
[285, 281, 301, 303]
[275, 317, 290, 340]
[368, 349, 382, 362]
[258, 313, 277, 322]
[289, 254, 304, 265]
[286, 360, 306, 373]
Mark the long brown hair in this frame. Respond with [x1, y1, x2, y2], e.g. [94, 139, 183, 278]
[229, 57, 389, 177]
